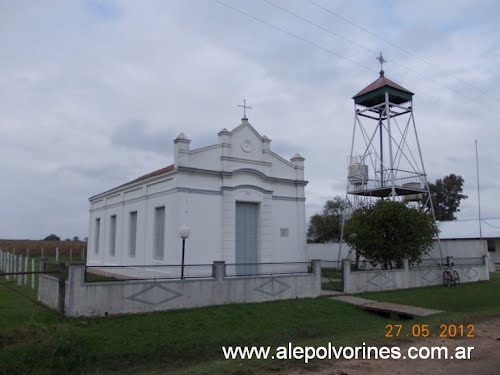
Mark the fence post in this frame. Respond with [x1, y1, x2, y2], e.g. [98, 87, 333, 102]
[482, 255, 490, 281]
[56, 247, 59, 262]
[17, 256, 23, 287]
[0, 250, 3, 271]
[24, 256, 28, 285]
[40, 259, 48, 273]
[5, 252, 9, 280]
[311, 259, 322, 295]
[13, 255, 17, 280]
[342, 259, 351, 293]
[58, 263, 66, 317]
[31, 258, 35, 289]
[403, 258, 409, 289]
[213, 261, 226, 281]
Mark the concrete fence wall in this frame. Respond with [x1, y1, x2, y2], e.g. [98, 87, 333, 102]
[343, 256, 490, 293]
[38, 260, 322, 317]
[38, 274, 64, 311]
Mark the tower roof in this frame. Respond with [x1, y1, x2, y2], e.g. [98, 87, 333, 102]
[353, 72, 414, 107]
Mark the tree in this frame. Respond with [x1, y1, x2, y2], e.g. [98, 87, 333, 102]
[347, 200, 438, 269]
[43, 234, 60, 241]
[425, 174, 468, 221]
[73, 236, 80, 242]
[307, 196, 349, 243]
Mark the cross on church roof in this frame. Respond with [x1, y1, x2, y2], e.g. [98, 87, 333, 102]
[238, 99, 252, 120]
[376, 52, 386, 75]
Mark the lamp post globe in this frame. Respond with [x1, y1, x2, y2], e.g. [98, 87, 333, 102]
[179, 225, 190, 279]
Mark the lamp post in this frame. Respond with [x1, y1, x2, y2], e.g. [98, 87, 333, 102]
[179, 225, 190, 279]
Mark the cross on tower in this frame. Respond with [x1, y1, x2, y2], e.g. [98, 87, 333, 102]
[238, 99, 252, 120]
[376, 52, 386, 74]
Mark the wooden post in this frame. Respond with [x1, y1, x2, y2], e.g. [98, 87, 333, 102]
[58, 263, 66, 317]
[5, 252, 9, 280]
[31, 258, 35, 289]
[70, 248, 72, 263]
[41, 247, 44, 259]
[13, 254, 17, 280]
[55, 247, 59, 262]
[17, 256, 23, 287]
[40, 258, 48, 273]
[24, 256, 28, 285]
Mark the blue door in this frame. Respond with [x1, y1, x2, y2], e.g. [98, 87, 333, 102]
[235, 202, 258, 275]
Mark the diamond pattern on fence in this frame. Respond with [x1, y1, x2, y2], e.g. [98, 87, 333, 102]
[461, 267, 479, 281]
[422, 269, 441, 283]
[126, 284, 183, 306]
[254, 278, 290, 297]
[367, 271, 396, 289]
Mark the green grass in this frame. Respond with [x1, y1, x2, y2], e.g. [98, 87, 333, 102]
[358, 270, 500, 315]
[0, 271, 499, 374]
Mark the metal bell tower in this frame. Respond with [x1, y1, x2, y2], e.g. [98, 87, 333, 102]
[344, 53, 434, 209]
[338, 53, 441, 263]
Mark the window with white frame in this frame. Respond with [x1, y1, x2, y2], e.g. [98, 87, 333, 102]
[109, 215, 117, 256]
[94, 218, 101, 254]
[129, 211, 138, 258]
[154, 207, 165, 260]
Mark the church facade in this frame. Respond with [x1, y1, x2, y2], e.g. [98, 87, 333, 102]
[86, 117, 307, 269]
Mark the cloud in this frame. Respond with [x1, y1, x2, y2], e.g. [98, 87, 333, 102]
[1, 0, 500, 239]
[110, 118, 176, 155]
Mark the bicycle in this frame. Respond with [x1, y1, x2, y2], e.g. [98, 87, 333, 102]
[443, 264, 460, 287]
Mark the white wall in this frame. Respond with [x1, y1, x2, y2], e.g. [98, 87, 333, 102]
[306, 239, 491, 265]
[428, 239, 487, 259]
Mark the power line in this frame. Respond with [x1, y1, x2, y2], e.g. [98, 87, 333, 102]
[263, 0, 379, 56]
[214, 0, 376, 73]
[481, 219, 500, 231]
[308, 0, 496, 98]
[214, 0, 500, 117]
[266, 0, 485, 103]
[262, 0, 477, 102]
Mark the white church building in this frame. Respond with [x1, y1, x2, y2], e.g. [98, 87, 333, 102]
[86, 115, 308, 271]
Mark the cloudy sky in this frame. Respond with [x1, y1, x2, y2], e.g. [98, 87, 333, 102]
[1, 0, 500, 239]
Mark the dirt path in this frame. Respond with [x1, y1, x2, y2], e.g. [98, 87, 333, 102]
[287, 317, 500, 375]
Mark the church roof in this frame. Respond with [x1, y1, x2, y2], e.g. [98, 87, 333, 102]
[112, 164, 175, 191]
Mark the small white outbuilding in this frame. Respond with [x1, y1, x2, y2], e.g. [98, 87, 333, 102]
[86, 116, 308, 269]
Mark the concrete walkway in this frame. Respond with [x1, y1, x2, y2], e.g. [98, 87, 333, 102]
[331, 295, 443, 318]
[320, 290, 344, 297]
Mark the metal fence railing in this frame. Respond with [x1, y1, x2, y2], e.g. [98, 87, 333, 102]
[409, 258, 447, 269]
[453, 257, 484, 266]
[84, 264, 214, 282]
[320, 260, 343, 270]
[350, 260, 405, 271]
[224, 262, 311, 277]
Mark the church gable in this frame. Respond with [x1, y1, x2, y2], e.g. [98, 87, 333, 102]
[174, 117, 303, 182]
[225, 121, 265, 162]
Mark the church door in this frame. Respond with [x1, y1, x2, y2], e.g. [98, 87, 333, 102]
[235, 202, 258, 275]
